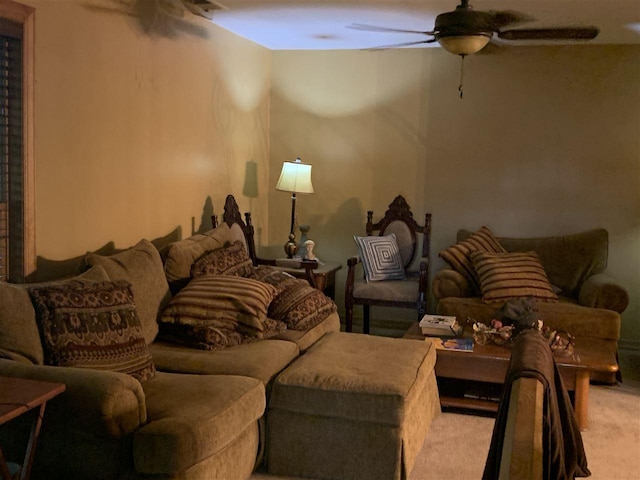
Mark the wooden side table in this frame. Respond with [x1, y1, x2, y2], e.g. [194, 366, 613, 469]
[0, 376, 65, 480]
[275, 261, 342, 299]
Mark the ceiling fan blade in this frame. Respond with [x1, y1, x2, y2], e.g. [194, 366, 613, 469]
[488, 10, 534, 29]
[366, 38, 438, 51]
[498, 27, 599, 41]
[348, 23, 434, 36]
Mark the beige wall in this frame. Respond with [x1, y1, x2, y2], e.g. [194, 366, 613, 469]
[269, 46, 640, 344]
[18, 0, 640, 344]
[25, 0, 271, 258]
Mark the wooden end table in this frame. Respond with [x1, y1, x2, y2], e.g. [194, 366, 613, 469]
[403, 322, 619, 430]
[0, 376, 65, 480]
[275, 261, 342, 299]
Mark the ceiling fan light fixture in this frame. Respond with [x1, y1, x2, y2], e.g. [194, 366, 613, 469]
[437, 33, 492, 55]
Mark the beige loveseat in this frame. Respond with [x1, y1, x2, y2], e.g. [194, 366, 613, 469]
[432, 228, 628, 382]
[0, 216, 340, 479]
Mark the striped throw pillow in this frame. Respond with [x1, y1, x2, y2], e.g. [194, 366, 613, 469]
[160, 275, 277, 334]
[354, 234, 406, 282]
[439, 226, 506, 293]
[470, 251, 558, 303]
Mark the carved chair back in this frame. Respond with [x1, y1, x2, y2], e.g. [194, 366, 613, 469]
[366, 195, 431, 271]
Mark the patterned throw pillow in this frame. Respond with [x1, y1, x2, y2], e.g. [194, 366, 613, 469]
[439, 226, 507, 293]
[190, 240, 254, 278]
[354, 234, 406, 282]
[470, 251, 559, 303]
[29, 281, 156, 382]
[163, 223, 234, 283]
[160, 275, 277, 338]
[158, 318, 286, 351]
[248, 265, 337, 331]
[249, 265, 298, 294]
[268, 278, 338, 331]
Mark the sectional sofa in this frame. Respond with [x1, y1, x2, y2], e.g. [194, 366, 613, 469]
[0, 196, 440, 480]
[0, 207, 340, 479]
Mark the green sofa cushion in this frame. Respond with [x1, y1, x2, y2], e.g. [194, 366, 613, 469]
[149, 337, 299, 386]
[270, 332, 436, 425]
[163, 223, 234, 288]
[460, 228, 609, 297]
[437, 296, 620, 340]
[0, 265, 110, 365]
[0, 283, 44, 364]
[85, 239, 171, 345]
[134, 372, 264, 475]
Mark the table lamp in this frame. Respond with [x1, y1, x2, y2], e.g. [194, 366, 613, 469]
[276, 157, 314, 258]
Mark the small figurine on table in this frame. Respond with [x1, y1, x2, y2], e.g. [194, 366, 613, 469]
[302, 240, 316, 261]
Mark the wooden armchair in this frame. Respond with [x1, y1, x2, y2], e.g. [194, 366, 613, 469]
[345, 195, 431, 333]
[213, 195, 319, 287]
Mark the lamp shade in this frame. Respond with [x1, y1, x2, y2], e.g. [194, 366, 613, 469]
[276, 158, 314, 194]
[437, 34, 491, 55]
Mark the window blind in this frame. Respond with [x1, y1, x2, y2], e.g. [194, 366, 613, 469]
[0, 21, 24, 283]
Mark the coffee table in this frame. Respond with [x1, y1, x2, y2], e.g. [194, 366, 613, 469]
[403, 322, 619, 430]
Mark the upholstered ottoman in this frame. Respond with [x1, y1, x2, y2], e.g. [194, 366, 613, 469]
[267, 332, 440, 480]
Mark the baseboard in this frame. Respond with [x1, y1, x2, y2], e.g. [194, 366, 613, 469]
[618, 339, 640, 352]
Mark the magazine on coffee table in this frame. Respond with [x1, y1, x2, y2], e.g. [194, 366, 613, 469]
[426, 337, 474, 352]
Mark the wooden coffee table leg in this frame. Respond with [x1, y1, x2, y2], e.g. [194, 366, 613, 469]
[573, 370, 590, 431]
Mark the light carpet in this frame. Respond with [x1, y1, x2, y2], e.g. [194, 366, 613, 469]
[252, 381, 640, 480]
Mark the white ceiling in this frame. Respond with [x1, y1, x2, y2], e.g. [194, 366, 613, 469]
[207, 0, 640, 50]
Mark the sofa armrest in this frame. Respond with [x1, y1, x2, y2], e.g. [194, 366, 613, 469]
[498, 377, 544, 480]
[578, 272, 629, 313]
[0, 359, 146, 438]
[432, 268, 474, 300]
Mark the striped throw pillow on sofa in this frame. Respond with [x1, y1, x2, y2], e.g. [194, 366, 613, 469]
[439, 226, 507, 293]
[470, 251, 558, 303]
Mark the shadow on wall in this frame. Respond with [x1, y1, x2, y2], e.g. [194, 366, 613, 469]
[25, 226, 182, 284]
[193, 196, 215, 235]
[243, 160, 259, 199]
[307, 197, 366, 264]
[82, 0, 210, 39]
[27, 193, 233, 284]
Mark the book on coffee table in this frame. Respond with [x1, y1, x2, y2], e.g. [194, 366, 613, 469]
[419, 314, 463, 337]
[426, 337, 474, 352]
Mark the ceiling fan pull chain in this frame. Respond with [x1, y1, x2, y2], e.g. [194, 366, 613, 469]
[458, 54, 465, 99]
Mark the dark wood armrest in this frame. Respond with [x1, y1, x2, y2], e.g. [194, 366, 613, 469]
[344, 256, 361, 333]
[347, 256, 360, 269]
[254, 257, 277, 267]
[345, 256, 360, 291]
[418, 259, 429, 315]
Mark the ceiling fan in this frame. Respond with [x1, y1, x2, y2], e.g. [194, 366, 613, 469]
[83, 0, 222, 37]
[350, 0, 600, 56]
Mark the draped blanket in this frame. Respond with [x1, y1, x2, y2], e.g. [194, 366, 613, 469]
[483, 329, 591, 480]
